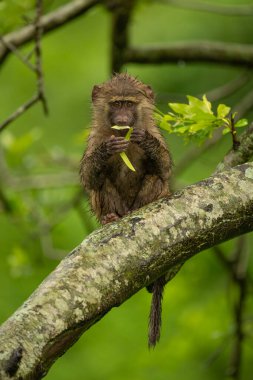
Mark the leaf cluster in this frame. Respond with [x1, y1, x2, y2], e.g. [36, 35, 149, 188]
[156, 95, 248, 144]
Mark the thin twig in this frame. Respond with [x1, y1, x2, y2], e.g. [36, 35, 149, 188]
[0, 36, 36, 71]
[0, 1, 49, 132]
[230, 114, 240, 151]
[0, 94, 40, 132]
[34, 0, 49, 115]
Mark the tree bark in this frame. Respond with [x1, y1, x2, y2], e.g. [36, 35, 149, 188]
[0, 162, 253, 379]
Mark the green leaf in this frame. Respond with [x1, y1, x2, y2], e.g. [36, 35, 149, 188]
[111, 126, 135, 171]
[173, 126, 189, 134]
[168, 102, 191, 115]
[222, 127, 231, 135]
[189, 122, 208, 133]
[111, 125, 130, 131]
[120, 152, 135, 172]
[235, 119, 248, 128]
[217, 104, 231, 118]
[159, 119, 172, 132]
[187, 95, 213, 114]
[202, 95, 212, 113]
[164, 114, 176, 121]
[125, 127, 133, 141]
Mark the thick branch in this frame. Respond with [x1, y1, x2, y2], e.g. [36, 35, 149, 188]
[0, 0, 100, 64]
[108, 0, 135, 73]
[125, 41, 253, 67]
[0, 162, 253, 379]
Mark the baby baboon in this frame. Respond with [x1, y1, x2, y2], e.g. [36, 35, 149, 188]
[80, 73, 172, 347]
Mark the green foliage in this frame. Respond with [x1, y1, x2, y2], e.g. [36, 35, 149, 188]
[156, 95, 248, 144]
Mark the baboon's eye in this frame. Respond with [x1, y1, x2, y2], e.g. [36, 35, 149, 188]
[126, 101, 134, 108]
[112, 101, 121, 108]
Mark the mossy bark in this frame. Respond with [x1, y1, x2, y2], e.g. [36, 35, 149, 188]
[0, 162, 253, 379]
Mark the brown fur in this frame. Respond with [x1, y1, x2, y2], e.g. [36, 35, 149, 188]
[80, 73, 172, 346]
[80, 73, 172, 221]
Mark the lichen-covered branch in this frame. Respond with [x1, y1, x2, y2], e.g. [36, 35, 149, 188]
[0, 162, 253, 379]
[125, 41, 253, 67]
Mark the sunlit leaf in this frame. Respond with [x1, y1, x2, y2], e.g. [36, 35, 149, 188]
[235, 119, 248, 128]
[125, 127, 133, 141]
[202, 95, 212, 113]
[222, 127, 231, 135]
[217, 104, 231, 119]
[120, 152, 135, 172]
[111, 125, 130, 131]
[168, 102, 191, 115]
[187, 95, 213, 114]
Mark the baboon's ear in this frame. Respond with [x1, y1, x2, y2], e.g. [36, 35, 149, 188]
[144, 85, 154, 100]
[92, 85, 102, 102]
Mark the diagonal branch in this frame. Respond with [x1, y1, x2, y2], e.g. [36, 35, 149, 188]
[0, 0, 100, 65]
[0, 0, 48, 131]
[0, 94, 40, 133]
[0, 36, 36, 71]
[0, 162, 252, 380]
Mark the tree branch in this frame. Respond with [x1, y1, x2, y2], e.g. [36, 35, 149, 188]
[0, 94, 40, 133]
[0, 162, 253, 379]
[106, 0, 135, 73]
[34, 0, 49, 115]
[161, 0, 253, 17]
[0, 0, 100, 65]
[125, 41, 253, 67]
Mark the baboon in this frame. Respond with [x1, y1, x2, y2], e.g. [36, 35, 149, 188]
[80, 73, 172, 347]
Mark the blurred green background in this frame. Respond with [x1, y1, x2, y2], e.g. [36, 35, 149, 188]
[0, 0, 253, 379]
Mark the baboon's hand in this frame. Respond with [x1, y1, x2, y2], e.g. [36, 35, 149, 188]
[105, 135, 129, 155]
[130, 128, 146, 144]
